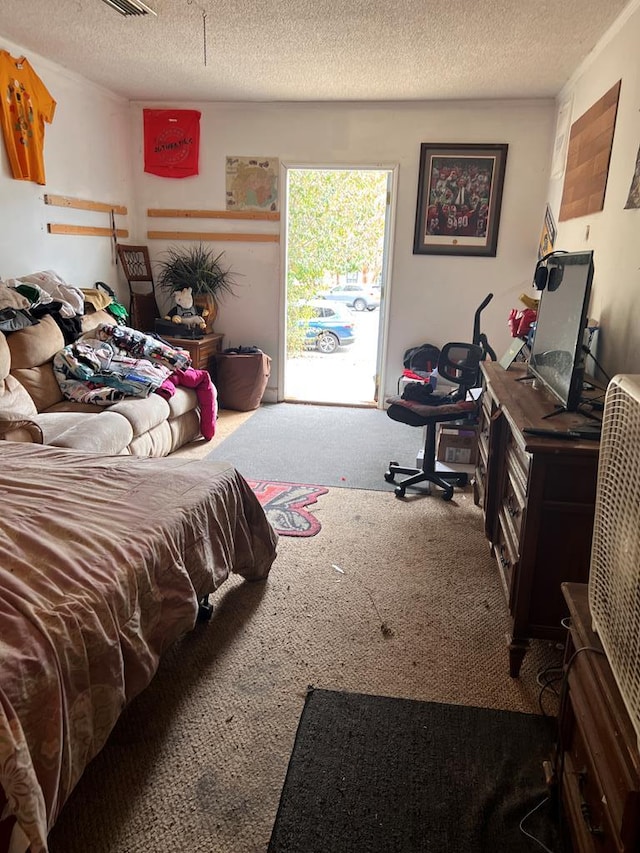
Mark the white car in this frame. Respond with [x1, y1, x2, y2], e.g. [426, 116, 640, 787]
[319, 284, 380, 311]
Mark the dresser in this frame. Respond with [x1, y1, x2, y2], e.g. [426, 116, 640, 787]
[557, 583, 640, 852]
[162, 332, 224, 373]
[475, 362, 600, 676]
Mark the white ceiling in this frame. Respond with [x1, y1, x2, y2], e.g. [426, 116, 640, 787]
[0, 0, 631, 102]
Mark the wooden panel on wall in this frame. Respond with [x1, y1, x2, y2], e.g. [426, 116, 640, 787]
[559, 80, 621, 222]
[148, 208, 279, 221]
[45, 194, 127, 215]
[48, 224, 129, 238]
[147, 230, 279, 242]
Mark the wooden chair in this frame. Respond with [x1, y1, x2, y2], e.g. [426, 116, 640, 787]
[116, 244, 160, 332]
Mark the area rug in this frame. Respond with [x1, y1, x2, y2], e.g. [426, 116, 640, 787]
[248, 479, 328, 537]
[208, 403, 426, 490]
[268, 688, 565, 853]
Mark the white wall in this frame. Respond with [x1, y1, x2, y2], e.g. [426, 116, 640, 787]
[0, 31, 559, 403]
[547, 2, 640, 378]
[0, 37, 133, 291]
[131, 99, 556, 400]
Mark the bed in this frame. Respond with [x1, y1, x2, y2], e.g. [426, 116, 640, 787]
[0, 441, 278, 853]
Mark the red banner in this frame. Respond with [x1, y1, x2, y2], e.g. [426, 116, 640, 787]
[143, 109, 201, 178]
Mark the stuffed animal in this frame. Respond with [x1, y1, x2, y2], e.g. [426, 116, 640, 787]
[164, 287, 208, 330]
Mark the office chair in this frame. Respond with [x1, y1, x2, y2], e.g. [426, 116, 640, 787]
[384, 342, 483, 500]
[116, 244, 160, 332]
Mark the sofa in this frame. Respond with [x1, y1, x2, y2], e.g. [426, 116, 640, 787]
[0, 310, 203, 455]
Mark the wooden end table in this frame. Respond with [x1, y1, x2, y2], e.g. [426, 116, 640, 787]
[162, 332, 224, 374]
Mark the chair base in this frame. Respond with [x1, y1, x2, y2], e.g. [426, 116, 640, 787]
[384, 462, 468, 501]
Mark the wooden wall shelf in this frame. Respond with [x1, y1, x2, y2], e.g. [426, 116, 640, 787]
[147, 230, 279, 243]
[44, 194, 127, 215]
[48, 224, 129, 238]
[147, 208, 279, 221]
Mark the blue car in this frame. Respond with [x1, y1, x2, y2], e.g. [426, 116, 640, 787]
[301, 300, 356, 353]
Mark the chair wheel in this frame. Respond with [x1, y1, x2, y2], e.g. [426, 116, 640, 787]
[442, 488, 454, 501]
[394, 486, 406, 498]
[384, 471, 395, 483]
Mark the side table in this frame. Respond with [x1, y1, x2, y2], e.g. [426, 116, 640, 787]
[556, 582, 640, 852]
[163, 332, 224, 374]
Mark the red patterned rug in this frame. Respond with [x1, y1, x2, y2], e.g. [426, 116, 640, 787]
[247, 480, 328, 537]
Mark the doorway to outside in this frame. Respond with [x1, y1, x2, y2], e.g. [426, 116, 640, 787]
[284, 167, 393, 406]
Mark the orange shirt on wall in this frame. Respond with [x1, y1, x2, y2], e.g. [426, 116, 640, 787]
[0, 51, 56, 186]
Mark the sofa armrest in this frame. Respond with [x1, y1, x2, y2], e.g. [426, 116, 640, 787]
[0, 413, 44, 443]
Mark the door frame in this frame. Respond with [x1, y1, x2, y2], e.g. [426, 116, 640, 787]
[278, 161, 399, 408]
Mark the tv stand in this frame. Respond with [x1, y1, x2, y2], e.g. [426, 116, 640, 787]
[474, 362, 600, 676]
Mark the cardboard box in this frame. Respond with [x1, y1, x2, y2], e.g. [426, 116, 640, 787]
[436, 426, 478, 466]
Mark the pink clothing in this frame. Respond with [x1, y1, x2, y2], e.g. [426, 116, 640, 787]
[156, 367, 217, 440]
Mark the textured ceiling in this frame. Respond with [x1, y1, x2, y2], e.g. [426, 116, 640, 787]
[0, 0, 630, 102]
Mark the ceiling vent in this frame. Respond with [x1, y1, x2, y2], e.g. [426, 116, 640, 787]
[100, 0, 157, 16]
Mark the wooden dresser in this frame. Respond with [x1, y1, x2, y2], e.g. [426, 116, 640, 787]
[557, 583, 640, 852]
[162, 332, 224, 373]
[475, 362, 600, 676]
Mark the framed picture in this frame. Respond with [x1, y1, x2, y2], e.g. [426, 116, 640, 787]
[413, 143, 508, 257]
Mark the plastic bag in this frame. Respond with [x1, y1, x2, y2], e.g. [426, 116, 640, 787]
[0, 307, 38, 333]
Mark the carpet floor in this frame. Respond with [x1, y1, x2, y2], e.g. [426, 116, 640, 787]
[206, 402, 431, 490]
[269, 688, 564, 853]
[47, 476, 563, 853]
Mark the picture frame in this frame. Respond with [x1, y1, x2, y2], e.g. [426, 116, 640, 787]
[413, 143, 508, 257]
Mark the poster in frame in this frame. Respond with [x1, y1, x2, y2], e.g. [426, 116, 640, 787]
[413, 143, 508, 257]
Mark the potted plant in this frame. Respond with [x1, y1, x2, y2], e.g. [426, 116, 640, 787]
[156, 243, 239, 332]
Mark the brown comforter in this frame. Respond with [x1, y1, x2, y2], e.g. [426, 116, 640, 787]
[0, 442, 278, 853]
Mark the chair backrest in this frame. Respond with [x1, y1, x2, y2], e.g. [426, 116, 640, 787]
[116, 244, 159, 332]
[116, 244, 154, 286]
[437, 342, 484, 395]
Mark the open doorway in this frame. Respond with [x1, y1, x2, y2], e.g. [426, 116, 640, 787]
[283, 167, 394, 406]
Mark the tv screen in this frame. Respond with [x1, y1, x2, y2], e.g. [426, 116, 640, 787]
[528, 250, 594, 412]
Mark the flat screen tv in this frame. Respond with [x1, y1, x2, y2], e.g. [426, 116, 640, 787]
[528, 250, 595, 412]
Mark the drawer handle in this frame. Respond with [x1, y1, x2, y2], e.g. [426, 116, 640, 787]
[578, 771, 604, 837]
[499, 545, 511, 569]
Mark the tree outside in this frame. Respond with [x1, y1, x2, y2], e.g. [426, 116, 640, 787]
[286, 169, 388, 357]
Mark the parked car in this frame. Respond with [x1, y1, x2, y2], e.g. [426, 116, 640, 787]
[319, 284, 380, 311]
[300, 300, 356, 353]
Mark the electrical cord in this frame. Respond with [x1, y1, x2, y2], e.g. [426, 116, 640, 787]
[519, 796, 556, 853]
[536, 661, 564, 716]
[582, 344, 612, 385]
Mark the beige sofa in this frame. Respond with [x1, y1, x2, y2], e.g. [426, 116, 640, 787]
[0, 311, 202, 455]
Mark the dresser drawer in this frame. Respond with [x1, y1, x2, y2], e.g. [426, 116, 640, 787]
[562, 733, 616, 852]
[505, 425, 530, 486]
[500, 465, 526, 545]
[494, 510, 518, 603]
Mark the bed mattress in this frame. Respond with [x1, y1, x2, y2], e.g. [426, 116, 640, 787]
[0, 442, 278, 853]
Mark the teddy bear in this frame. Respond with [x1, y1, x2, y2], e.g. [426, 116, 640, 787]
[164, 286, 208, 331]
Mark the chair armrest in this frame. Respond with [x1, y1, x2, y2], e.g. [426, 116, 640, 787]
[0, 413, 44, 443]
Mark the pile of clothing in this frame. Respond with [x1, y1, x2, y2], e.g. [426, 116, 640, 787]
[53, 324, 217, 440]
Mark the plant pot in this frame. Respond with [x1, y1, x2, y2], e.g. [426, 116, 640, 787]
[194, 293, 217, 332]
